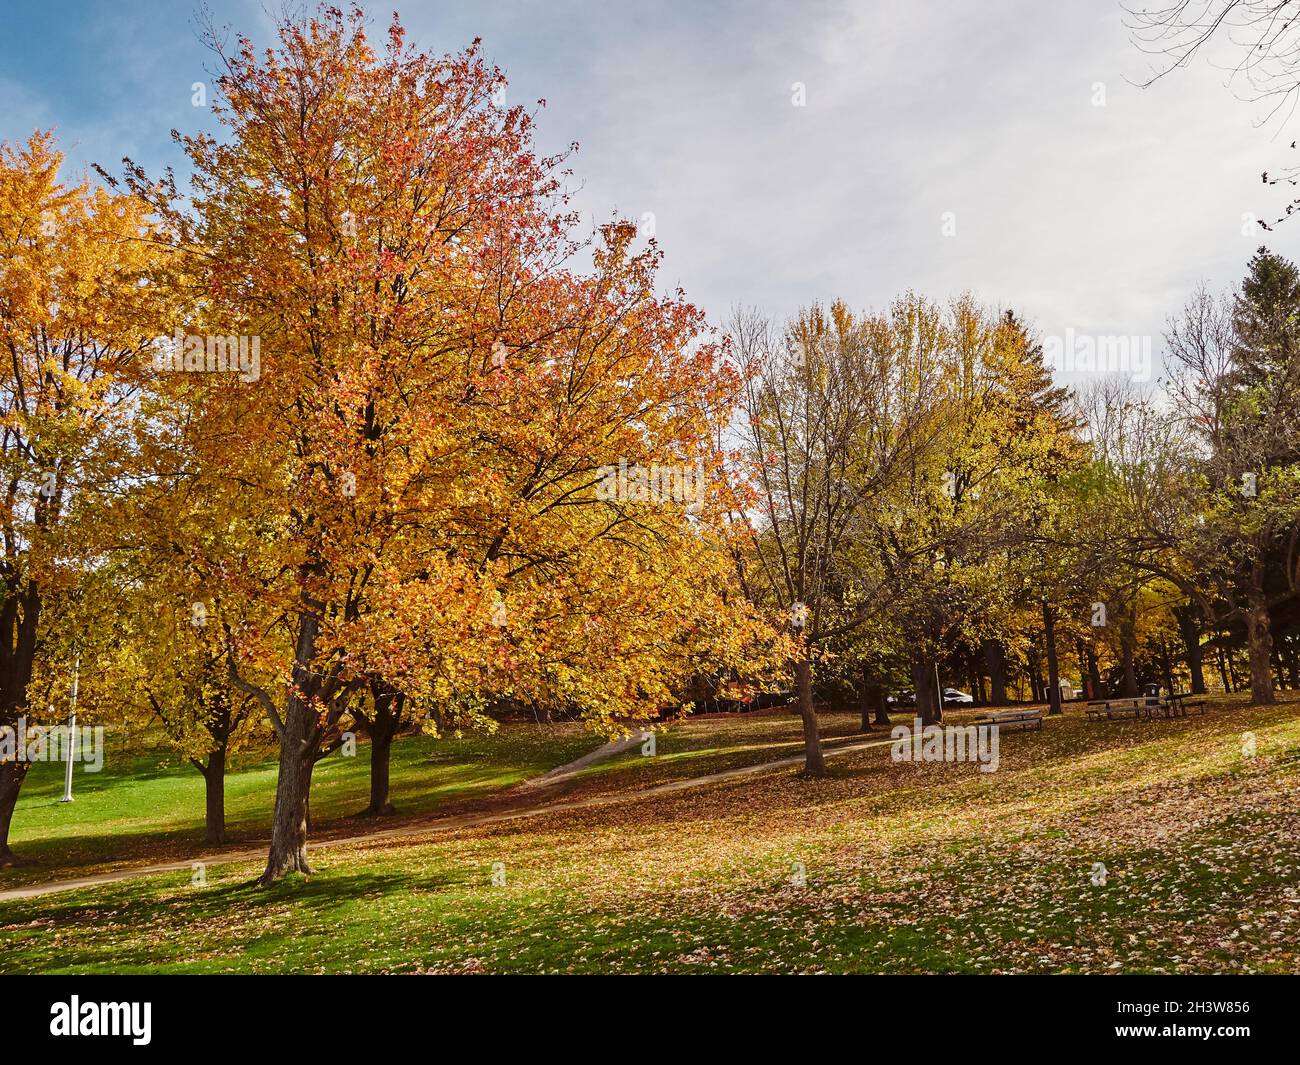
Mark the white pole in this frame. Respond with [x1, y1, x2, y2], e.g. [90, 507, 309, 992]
[934, 663, 944, 715]
[60, 657, 79, 804]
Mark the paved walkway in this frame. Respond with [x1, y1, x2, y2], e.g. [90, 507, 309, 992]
[520, 731, 649, 788]
[0, 732, 897, 903]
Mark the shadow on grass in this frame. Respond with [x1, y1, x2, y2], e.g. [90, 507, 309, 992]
[20, 862, 469, 920]
[2, 865, 476, 973]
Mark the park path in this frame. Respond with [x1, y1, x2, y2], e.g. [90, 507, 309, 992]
[0, 732, 897, 903]
[520, 730, 648, 788]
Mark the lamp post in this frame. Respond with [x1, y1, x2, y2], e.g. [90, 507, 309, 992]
[1034, 529, 1063, 717]
[1042, 596, 1063, 716]
[59, 657, 79, 804]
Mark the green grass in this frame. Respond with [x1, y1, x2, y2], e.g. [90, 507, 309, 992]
[2, 722, 600, 880]
[4, 694, 1300, 973]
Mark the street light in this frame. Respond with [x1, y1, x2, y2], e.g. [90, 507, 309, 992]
[59, 657, 79, 804]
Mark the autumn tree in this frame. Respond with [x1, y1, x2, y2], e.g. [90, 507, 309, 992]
[0, 133, 164, 865]
[105, 569, 271, 845]
[729, 300, 948, 770]
[857, 299, 1082, 724]
[113, 6, 773, 881]
[1160, 252, 1300, 703]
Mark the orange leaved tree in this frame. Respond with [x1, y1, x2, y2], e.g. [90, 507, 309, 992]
[121, 6, 772, 884]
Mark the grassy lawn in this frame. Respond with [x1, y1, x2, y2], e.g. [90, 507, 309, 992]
[0, 722, 602, 883]
[0, 705, 876, 888]
[3, 694, 1299, 973]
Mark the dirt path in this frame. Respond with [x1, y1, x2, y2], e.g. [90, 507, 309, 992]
[0, 732, 897, 903]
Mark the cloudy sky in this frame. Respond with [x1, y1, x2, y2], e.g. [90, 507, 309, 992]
[2, 0, 1296, 378]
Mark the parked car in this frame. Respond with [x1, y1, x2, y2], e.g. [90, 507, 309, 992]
[886, 690, 916, 707]
[942, 688, 975, 705]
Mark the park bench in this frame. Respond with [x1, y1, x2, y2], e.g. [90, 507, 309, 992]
[971, 708, 1044, 732]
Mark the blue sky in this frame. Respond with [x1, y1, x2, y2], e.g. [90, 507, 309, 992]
[2, 0, 1296, 375]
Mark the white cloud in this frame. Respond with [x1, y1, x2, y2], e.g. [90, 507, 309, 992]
[6, 0, 1296, 383]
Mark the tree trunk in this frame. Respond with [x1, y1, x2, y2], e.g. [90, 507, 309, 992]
[872, 684, 891, 727]
[0, 759, 30, 867]
[1120, 619, 1138, 697]
[983, 639, 1008, 706]
[1216, 640, 1232, 694]
[1244, 586, 1275, 706]
[914, 657, 940, 725]
[1174, 607, 1206, 695]
[1160, 641, 1176, 698]
[366, 720, 397, 816]
[1086, 643, 1104, 699]
[1029, 643, 1045, 704]
[261, 733, 315, 884]
[0, 581, 42, 868]
[260, 612, 323, 885]
[858, 666, 880, 733]
[202, 748, 227, 845]
[1043, 600, 1062, 715]
[795, 656, 825, 776]
[359, 682, 403, 817]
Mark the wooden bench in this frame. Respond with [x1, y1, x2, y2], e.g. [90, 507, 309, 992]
[971, 708, 1044, 732]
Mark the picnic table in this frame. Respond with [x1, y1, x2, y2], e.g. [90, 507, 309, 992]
[1154, 692, 1209, 718]
[971, 708, 1044, 732]
[1084, 697, 1148, 720]
[1085, 693, 1208, 721]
